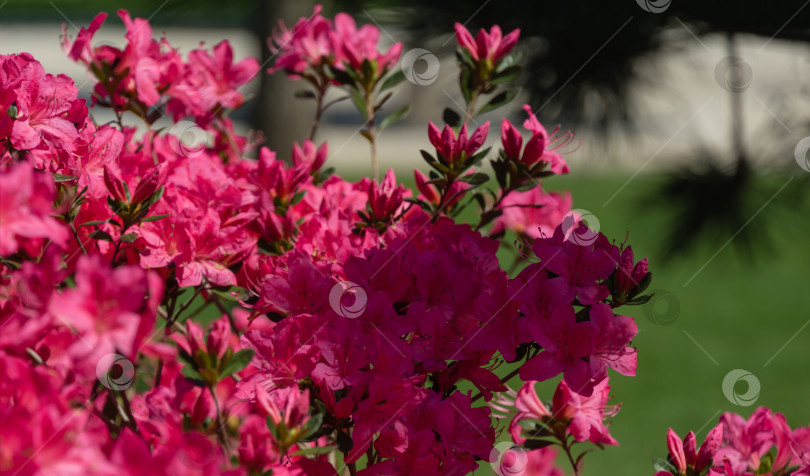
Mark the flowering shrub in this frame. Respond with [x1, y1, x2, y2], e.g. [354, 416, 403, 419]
[1, 7, 808, 476]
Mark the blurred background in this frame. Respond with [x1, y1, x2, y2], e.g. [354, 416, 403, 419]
[3, 0, 810, 474]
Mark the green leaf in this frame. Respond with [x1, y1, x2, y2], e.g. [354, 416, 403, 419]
[379, 104, 411, 132]
[177, 348, 197, 368]
[294, 89, 316, 99]
[477, 89, 518, 115]
[522, 438, 555, 450]
[380, 70, 406, 90]
[89, 229, 114, 242]
[352, 89, 368, 119]
[459, 66, 474, 104]
[625, 294, 653, 306]
[653, 458, 677, 473]
[140, 213, 171, 223]
[52, 173, 79, 183]
[300, 413, 324, 440]
[457, 173, 490, 185]
[78, 220, 108, 228]
[219, 349, 254, 380]
[495, 50, 522, 73]
[292, 444, 336, 456]
[490, 65, 522, 86]
[120, 233, 137, 243]
[327, 65, 355, 86]
[443, 108, 461, 128]
[7, 103, 18, 119]
[181, 365, 206, 386]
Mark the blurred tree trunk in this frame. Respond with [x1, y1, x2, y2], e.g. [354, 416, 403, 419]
[254, 0, 315, 159]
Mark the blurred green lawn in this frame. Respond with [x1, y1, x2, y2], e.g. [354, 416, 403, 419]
[188, 170, 809, 475]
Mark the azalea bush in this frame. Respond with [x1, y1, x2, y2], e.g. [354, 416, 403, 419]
[1, 6, 808, 476]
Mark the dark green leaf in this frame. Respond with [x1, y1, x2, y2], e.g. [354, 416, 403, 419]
[7, 103, 18, 119]
[301, 413, 324, 439]
[352, 89, 368, 119]
[457, 173, 490, 185]
[443, 108, 461, 128]
[522, 438, 555, 450]
[380, 70, 406, 90]
[292, 444, 336, 456]
[219, 349, 254, 380]
[477, 89, 518, 115]
[495, 50, 522, 73]
[490, 65, 522, 86]
[52, 173, 79, 183]
[294, 89, 316, 99]
[78, 220, 108, 228]
[379, 104, 411, 132]
[120, 233, 137, 243]
[140, 213, 171, 223]
[625, 294, 653, 306]
[89, 229, 114, 242]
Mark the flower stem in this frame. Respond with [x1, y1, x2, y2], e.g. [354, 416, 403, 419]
[364, 90, 379, 181]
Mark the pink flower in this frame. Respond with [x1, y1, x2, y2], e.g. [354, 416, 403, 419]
[5, 55, 85, 154]
[454, 23, 520, 64]
[52, 255, 163, 362]
[268, 5, 335, 76]
[291, 139, 327, 174]
[589, 303, 638, 379]
[427, 121, 490, 167]
[0, 163, 69, 256]
[660, 425, 723, 475]
[501, 105, 572, 174]
[520, 305, 598, 395]
[492, 187, 572, 238]
[414, 169, 470, 210]
[168, 40, 259, 119]
[714, 407, 775, 474]
[615, 245, 649, 295]
[552, 378, 619, 446]
[366, 169, 406, 222]
[331, 13, 402, 74]
[533, 222, 620, 305]
[239, 415, 281, 472]
[257, 385, 311, 431]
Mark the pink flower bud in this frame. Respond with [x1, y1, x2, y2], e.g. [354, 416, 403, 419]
[206, 316, 230, 360]
[103, 165, 127, 202]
